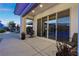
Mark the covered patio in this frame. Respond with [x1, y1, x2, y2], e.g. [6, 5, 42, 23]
[0, 3, 78, 56]
[14, 3, 78, 42]
[0, 32, 56, 56]
[0, 3, 77, 56]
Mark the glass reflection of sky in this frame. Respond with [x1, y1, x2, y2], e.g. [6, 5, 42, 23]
[45, 20, 56, 24]
[57, 17, 70, 23]
[45, 17, 70, 24]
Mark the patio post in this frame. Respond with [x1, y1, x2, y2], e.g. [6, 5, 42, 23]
[20, 16, 26, 35]
[33, 17, 37, 36]
[47, 16, 49, 38]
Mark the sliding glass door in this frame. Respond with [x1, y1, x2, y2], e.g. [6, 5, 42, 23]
[48, 13, 56, 39]
[57, 9, 70, 42]
[37, 9, 70, 42]
[42, 17, 47, 37]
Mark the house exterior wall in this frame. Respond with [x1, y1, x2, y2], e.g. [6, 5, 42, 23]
[70, 4, 78, 40]
[33, 3, 78, 41]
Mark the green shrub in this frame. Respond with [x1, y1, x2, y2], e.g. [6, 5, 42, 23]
[0, 29, 6, 33]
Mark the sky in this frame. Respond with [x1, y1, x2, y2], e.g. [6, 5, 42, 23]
[0, 3, 20, 26]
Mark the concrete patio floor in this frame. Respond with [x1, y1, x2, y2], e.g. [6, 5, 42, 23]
[0, 32, 57, 56]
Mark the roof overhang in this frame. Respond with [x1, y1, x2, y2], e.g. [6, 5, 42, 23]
[14, 3, 39, 16]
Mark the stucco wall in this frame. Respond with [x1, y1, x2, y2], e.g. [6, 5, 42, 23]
[33, 3, 78, 40]
[70, 4, 78, 40]
[20, 17, 26, 34]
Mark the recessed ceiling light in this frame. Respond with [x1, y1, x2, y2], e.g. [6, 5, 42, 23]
[32, 10, 35, 13]
[40, 4, 43, 8]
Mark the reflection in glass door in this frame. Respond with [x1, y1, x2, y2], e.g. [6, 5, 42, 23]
[42, 17, 47, 37]
[48, 13, 56, 39]
[57, 9, 70, 42]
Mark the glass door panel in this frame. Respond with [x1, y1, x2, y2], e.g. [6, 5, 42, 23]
[57, 9, 70, 42]
[48, 13, 56, 39]
[42, 16, 47, 37]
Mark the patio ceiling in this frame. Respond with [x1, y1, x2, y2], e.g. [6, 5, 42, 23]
[14, 3, 59, 17]
[14, 3, 39, 16]
[28, 3, 58, 16]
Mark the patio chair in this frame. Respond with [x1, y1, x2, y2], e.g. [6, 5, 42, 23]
[68, 33, 78, 47]
[68, 33, 78, 56]
[29, 29, 34, 38]
[56, 42, 71, 56]
[56, 33, 78, 56]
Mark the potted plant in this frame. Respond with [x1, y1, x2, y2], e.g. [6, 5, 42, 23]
[21, 32, 25, 40]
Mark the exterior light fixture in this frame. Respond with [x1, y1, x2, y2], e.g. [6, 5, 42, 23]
[32, 10, 35, 13]
[40, 4, 43, 8]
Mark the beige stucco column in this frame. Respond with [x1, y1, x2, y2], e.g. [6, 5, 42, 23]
[20, 16, 26, 35]
[70, 4, 78, 41]
[33, 17, 37, 36]
[20, 15, 34, 36]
